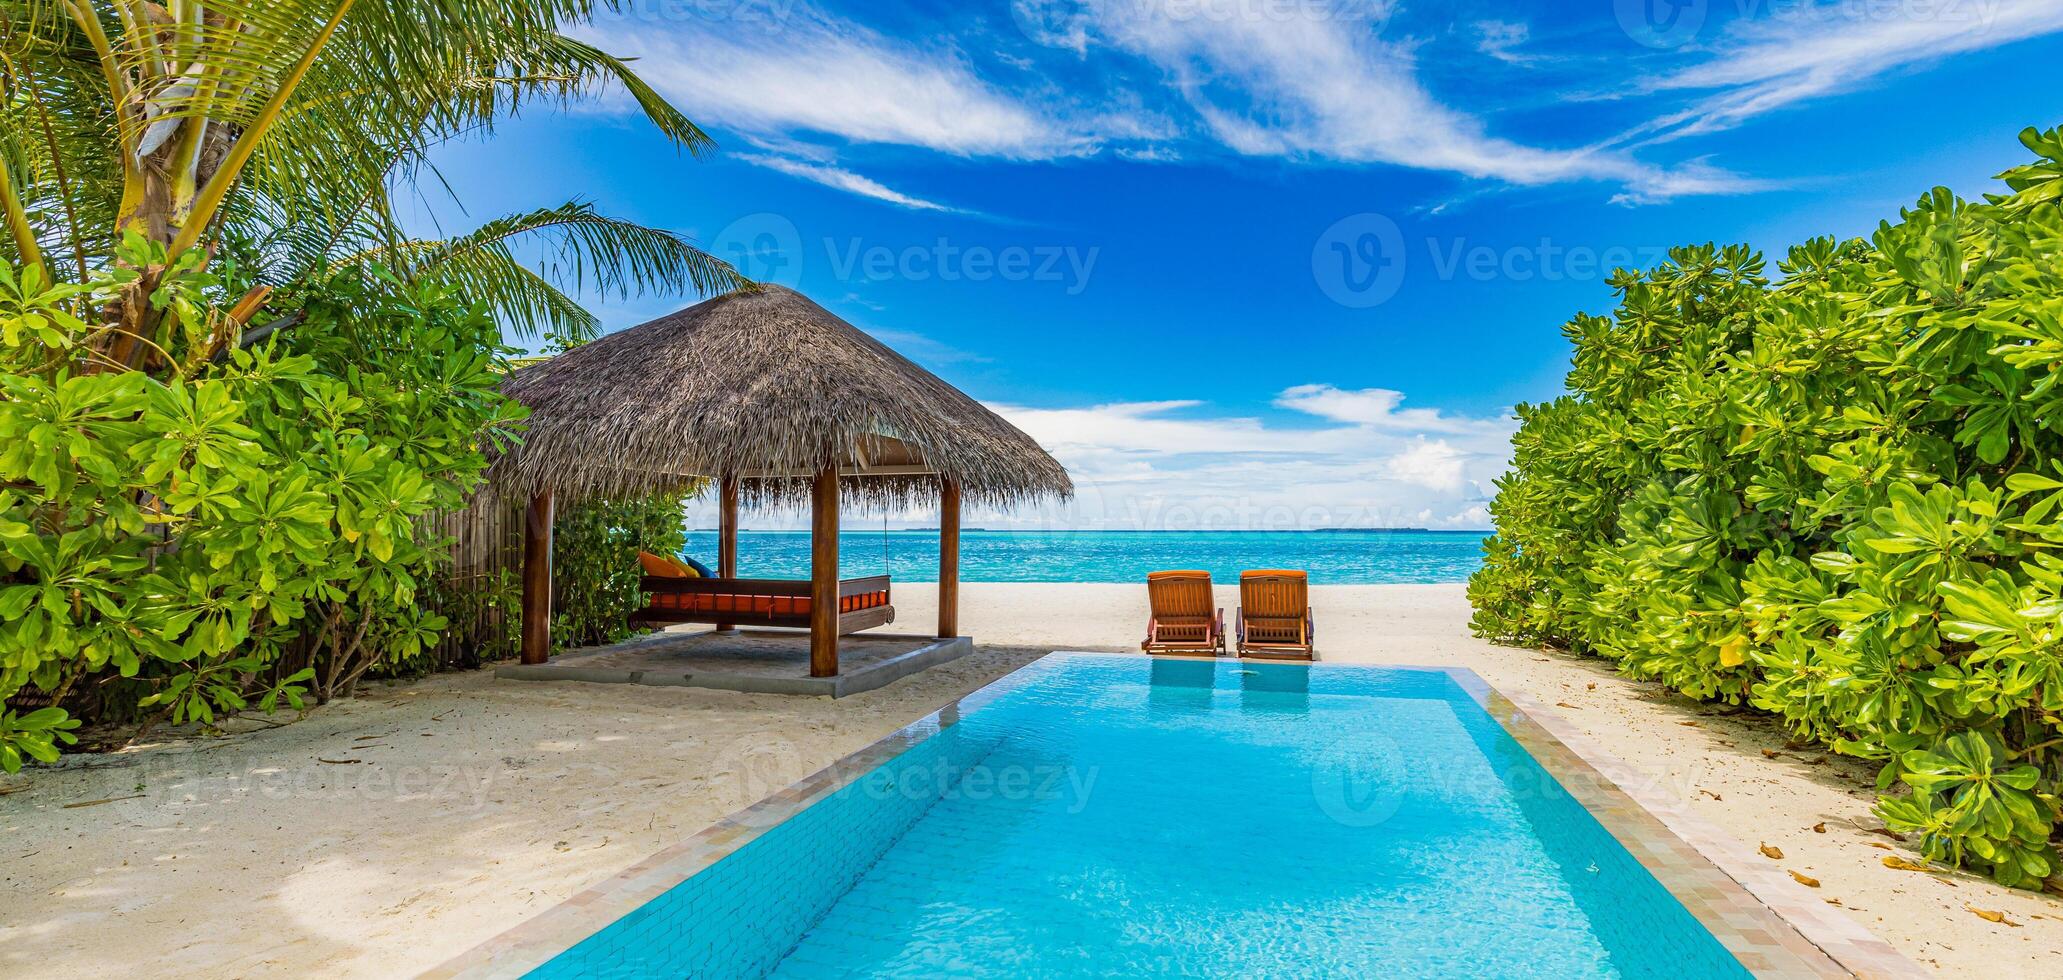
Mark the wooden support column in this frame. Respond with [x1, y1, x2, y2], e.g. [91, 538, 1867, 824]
[520, 489, 555, 665]
[716, 474, 739, 633]
[809, 466, 840, 678]
[938, 479, 960, 639]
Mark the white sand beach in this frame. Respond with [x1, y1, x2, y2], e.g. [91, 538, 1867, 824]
[2, 584, 2057, 977]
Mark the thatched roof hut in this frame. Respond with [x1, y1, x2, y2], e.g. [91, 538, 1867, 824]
[491, 284, 1069, 677]
[490, 284, 1071, 508]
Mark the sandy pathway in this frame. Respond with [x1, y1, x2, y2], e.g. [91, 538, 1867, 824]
[2, 584, 2056, 976]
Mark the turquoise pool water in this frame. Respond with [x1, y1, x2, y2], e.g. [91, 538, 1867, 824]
[679, 529, 1485, 584]
[530, 657, 1750, 978]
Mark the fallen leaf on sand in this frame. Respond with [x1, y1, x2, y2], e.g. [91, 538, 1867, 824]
[1883, 856, 1938, 873]
[1699, 789, 1724, 801]
[1555, 702, 1578, 709]
[1790, 871, 1821, 888]
[1812, 822, 1827, 834]
[317, 758, 362, 765]
[1761, 749, 1782, 759]
[1965, 906, 2021, 927]
[1760, 844, 1785, 860]
[1868, 842, 1892, 851]
[62, 794, 145, 809]
[1586, 683, 1597, 690]
[1679, 721, 1701, 727]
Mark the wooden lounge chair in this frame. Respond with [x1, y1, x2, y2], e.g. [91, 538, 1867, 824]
[630, 554, 894, 634]
[1142, 570, 1226, 656]
[1237, 570, 1314, 660]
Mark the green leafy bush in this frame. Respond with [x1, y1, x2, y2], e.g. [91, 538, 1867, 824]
[551, 495, 694, 651]
[1471, 126, 2063, 888]
[0, 246, 524, 768]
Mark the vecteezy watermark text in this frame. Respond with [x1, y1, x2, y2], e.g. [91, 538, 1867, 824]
[824, 239, 1100, 295]
[713, 213, 1099, 295]
[1314, 211, 1671, 308]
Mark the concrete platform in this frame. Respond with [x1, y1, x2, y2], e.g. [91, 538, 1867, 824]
[494, 627, 974, 698]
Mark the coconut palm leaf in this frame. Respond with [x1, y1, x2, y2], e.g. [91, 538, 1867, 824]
[343, 201, 748, 340]
[0, 0, 740, 356]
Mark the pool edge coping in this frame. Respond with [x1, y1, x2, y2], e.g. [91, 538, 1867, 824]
[421, 652, 1923, 980]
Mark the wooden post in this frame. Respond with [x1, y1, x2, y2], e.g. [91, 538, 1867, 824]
[520, 489, 555, 665]
[809, 466, 839, 678]
[938, 479, 960, 639]
[716, 474, 739, 633]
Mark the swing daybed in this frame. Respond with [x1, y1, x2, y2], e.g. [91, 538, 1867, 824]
[633, 574, 895, 633]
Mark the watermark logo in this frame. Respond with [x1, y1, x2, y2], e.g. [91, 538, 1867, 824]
[1312, 212, 1406, 309]
[709, 732, 808, 802]
[711, 212, 1100, 295]
[1615, 0, 1709, 48]
[1312, 211, 1673, 309]
[712, 211, 805, 288]
[1311, 735, 1409, 827]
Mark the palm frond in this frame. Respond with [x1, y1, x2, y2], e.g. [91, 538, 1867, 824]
[340, 200, 747, 337]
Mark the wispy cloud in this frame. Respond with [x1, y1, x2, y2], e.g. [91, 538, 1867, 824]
[1472, 19, 1537, 66]
[863, 327, 992, 365]
[575, 0, 2054, 209]
[1014, 0, 1758, 201]
[579, 1, 1775, 205]
[737, 153, 963, 212]
[1632, 0, 2063, 141]
[1272, 384, 1511, 436]
[580, 7, 1097, 158]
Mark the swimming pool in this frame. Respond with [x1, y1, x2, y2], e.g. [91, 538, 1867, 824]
[441, 656, 1877, 978]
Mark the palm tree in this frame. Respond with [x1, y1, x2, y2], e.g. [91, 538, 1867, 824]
[0, 0, 746, 369]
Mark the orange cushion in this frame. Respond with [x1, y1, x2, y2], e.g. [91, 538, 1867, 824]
[1242, 569, 1307, 580]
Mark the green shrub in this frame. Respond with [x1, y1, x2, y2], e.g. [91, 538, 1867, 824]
[0, 246, 525, 769]
[1471, 126, 2063, 888]
[552, 495, 694, 651]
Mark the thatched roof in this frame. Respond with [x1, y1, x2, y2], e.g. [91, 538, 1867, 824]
[490, 285, 1072, 509]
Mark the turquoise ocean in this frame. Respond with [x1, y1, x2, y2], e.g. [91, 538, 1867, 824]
[680, 530, 1486, 585]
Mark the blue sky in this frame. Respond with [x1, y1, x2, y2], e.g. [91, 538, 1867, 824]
[425, 0, 2062, 530]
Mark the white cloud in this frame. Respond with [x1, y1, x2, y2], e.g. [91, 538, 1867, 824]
[1382, 438, 1468, 491]
[1272, 384, 1507, 436]
[1635, 0, 2063, 140]
[579, 9, 1095, 158]
[981, 388, 1515, 529]
[737, 154, 961, 211]
[680, 385, 1511, 528]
